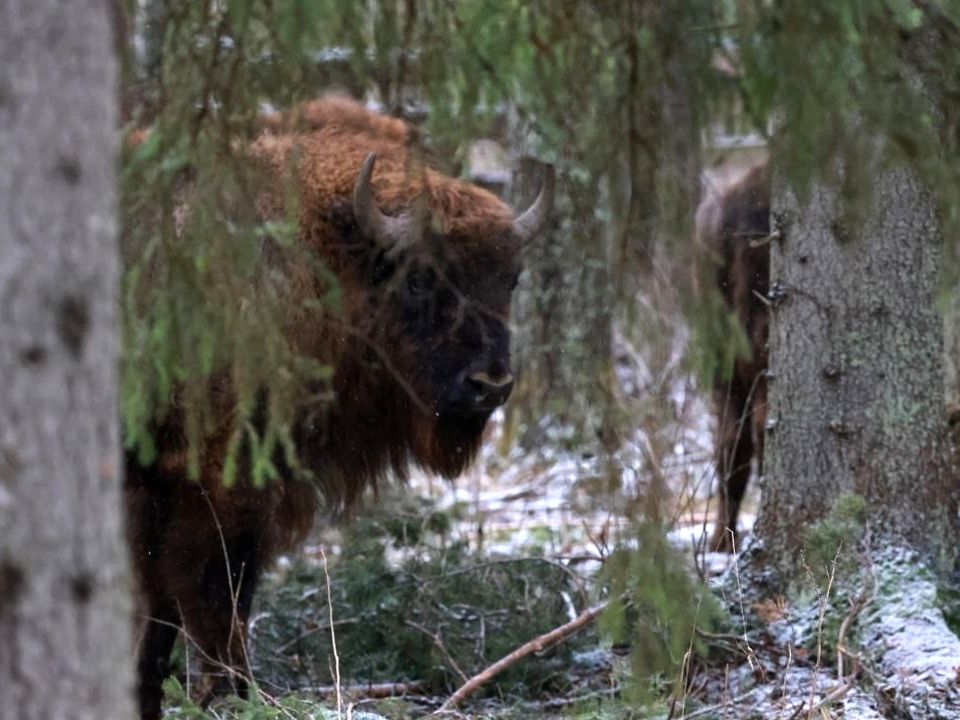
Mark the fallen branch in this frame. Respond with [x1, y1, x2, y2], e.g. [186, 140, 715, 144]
[836, 555, 875, 683]
[310, 681, 428, 699]
[435, 601, 607, 713]
[532, 686, 619, 710]
[677, 685, 766, 720]
[786, 680, 854, 720]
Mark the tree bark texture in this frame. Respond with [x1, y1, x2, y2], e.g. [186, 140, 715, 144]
[0, 2, 133, 718]
[507, 156, 563, 445]
[506, 155, 618, 451]
[942, 276, 960, 407]
[758, 165, 959, 570]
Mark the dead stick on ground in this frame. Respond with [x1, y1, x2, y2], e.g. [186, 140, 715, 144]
[320, 547, 343, 718]
[787, 681, 854, 720]
[435, 601, 608, 713]
[311, 681, 428, 699]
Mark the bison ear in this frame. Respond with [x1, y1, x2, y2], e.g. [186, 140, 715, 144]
[512, 163, 555, 242]
[353, 154, 416, 253]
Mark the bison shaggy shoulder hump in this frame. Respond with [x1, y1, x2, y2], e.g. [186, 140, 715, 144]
[695, 160, 770, 553]
[126, 96, 554, 720]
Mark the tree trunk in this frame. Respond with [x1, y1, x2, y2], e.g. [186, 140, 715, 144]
[944, 289, 960, 407]
[506, 156, 564, 447]
[0, 2, 133, 718]
[750, 163, 960, 717]
[758, 165, 958, 566]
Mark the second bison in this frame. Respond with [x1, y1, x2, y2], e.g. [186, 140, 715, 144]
[695, 160, 770, 552]
[125, 97, 554, 719]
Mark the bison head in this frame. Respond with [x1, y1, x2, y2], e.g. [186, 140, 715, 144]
[347, 153, 553, 477]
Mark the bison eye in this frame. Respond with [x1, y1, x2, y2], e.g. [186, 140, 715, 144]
[407, 269, 432, 295]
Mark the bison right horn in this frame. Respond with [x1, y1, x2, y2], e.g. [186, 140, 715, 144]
[512, 164, 555, 242]
[353, 153, 413, 249]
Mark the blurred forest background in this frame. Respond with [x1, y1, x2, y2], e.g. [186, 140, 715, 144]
[5, 0, 960, 718]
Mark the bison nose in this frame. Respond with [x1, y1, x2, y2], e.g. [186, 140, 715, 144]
[466, 371, 515, 408]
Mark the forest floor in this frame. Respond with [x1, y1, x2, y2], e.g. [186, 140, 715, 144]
[163, 345, 960, 719]
[165, 365, 772, 719]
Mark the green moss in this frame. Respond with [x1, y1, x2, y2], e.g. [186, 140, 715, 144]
[936, 580, 960, 636]
[802, 493, 868, 589]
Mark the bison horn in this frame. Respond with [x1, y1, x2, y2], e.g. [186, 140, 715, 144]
[353, 153, 411, 249]
[512, 164, 555, 242]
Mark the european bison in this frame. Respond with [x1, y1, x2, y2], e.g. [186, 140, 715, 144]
[125, 97, 554, 720]
[695, 160, 770, 552]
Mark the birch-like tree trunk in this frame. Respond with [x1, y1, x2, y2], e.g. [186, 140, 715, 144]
[0, 2, 133, 718]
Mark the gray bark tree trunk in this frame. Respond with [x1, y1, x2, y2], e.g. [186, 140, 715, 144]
[506, 155, 619, 452]
[506, 156, 564, 447]
[759, 165, 958, 564]
[0, 2, 134, 718]
[752, 162, 960, 716]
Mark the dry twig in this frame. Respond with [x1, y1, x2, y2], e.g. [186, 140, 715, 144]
[836, 554, 876, 682]
[435, 601, 608, 713]
[786, 681, 854, 720]
[678, 685, 766, 719]
[310, 681, 428, 699]
[320, 546, 343, 718]
[406, 620, 469, 683]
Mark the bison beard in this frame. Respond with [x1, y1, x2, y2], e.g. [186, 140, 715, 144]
[695, 160, 770, 553]
[125, 97, 553, 720]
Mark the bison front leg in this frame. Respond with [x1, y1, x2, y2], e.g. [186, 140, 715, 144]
[185, 530, 263, 705]
[159, 504, 265, 708]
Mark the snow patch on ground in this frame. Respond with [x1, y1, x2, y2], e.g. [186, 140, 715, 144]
[695, 543, 960, 720]
[860, 548, 960, 718]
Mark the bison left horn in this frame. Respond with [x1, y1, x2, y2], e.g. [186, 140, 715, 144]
[512, 164, 555, 242]
[353, 153, 413, 249]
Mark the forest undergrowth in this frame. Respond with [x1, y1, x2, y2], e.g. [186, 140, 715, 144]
[151, 321, 937, 720]
[159, 485, 918, 720]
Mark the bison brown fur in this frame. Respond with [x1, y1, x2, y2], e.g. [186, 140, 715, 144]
[126, 97, 553, 719]
[695, 160, 770, 553]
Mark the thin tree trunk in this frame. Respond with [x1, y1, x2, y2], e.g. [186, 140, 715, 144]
[506, 156, 562, 448]
[758, 164, 958, 565]
[0, 2, 133, 718]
